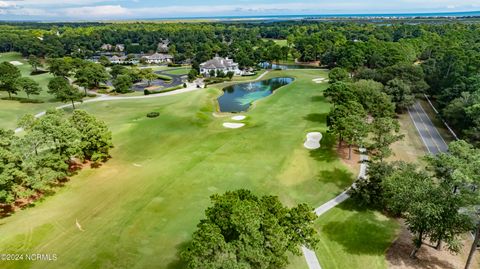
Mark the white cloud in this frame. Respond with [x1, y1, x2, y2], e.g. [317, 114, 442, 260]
[63, 5, 130, 18]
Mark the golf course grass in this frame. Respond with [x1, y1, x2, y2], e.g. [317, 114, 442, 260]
[0, 69, 397, 269]
[163, 67, 191, 76]
[314, 200, 400, 269]
[0, 52, 60, 130]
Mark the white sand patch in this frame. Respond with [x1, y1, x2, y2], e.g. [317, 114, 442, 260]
[231, 115, 246, 121]
[223, 122, 245, 129]
[9, 61, 23, 66]
[133, 163, 142, 167]
[312, 78, 327, 84]
[304, 132, 323, 150]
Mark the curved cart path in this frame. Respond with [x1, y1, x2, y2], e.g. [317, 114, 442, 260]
[14, 71, 271, 134]
[303, 148, 368, 269]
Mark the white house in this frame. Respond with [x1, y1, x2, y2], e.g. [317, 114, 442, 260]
[143, 53, 173, 64]
[200, 56, 242, 77]
[101, 44, 113, 51]
[109, 55, 138, 64]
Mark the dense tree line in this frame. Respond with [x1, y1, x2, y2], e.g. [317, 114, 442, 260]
[0, 110, 112, 211]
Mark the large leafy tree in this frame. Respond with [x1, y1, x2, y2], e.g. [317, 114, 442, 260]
[46, 57, 74, 78]
[28, 55, 43, 73]
[182, 189, 318, 269]
[70, 110, 113, 163]
[368, 117, 404, 161]
[384, 78, 415, 112]
[113, 75, 133, 93]
[16, 77, 41, 100]
[75, 62, 110, 95]
[0, 62, 21, 99]
[47, 77, 83, 109]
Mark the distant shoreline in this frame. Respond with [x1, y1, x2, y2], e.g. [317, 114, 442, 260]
[1, 10, 480, 23]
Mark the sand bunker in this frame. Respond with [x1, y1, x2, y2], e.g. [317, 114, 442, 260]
[312, 78, 327, 83]
[304, 132, 323, 149]
[231, 115, 246, 121]
[223, 122, 245, 129]
[9, 61, 23, 66]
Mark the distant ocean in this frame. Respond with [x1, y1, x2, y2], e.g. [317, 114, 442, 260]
[152, 11, 480, 21]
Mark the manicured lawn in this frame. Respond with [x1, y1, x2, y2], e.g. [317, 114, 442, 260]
[314, 201, 400, 269]
[0, 69, 356, 268]
[163, 67, 191, 76]
[0, 66, 403, 269]
[0, 52, 60, 130]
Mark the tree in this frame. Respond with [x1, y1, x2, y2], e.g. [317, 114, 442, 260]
[382, 163, 438, 258]
[47, 77, 83, 109]
[182, 189, 318, 269]
[98, 55, 111, 66]
[188, 69, 198, 82]
[16, 77, 41, 100]
[75, 62, 110, 95]
[0, 62, 21, 99]
[349, 161, 394, 208]
[368, 117, 404, 161]
[46, 57, 74, 78]
[226, 71, 234, 80]
[110, 65, 126, 79]
[324, 82, 357, 108]
[383, 161, 472, 258]
[139, 68, 157, 86]
[113, 75, 133, 93]
[384, 78, 415, 112]
[328, 67, 349, 83]
[70, 110, 113, 163]
[327, 100, 366, 150]
[340, 114, 369, 159]
[0, 129, 27, 204]
[28, 55, 43, 73]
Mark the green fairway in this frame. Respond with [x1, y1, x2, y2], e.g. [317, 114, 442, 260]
[0, 53, 60, 130]
[163, 67, 191, 76]
[0, 69, 370, 269]
[262, 38, 289, 47]
[314, 201, 400, 269]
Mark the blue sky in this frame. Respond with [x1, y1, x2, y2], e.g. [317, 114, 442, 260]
[0, 0, 479, 20]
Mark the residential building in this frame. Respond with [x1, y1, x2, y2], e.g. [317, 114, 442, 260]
[199, 56, 242, 77]
[143, 53, 174, 64]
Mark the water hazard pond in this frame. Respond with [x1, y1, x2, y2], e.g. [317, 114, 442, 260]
[218, 77, 294, 112]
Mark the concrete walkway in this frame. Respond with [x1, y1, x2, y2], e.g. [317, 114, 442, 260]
[303, 148, 368, 269]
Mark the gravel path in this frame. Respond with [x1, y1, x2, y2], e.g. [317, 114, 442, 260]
[303, 148, 368, 269]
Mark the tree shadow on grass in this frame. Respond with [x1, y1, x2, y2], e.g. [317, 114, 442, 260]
[320, 201, 397, 255]
[316, 168, 354, 189]
[166, 241, 189, 269]
[311, 95, 325, 102]
[303, 113, 327, 124]
[309, 132, 337, 163]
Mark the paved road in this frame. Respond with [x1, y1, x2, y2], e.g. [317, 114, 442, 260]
[408, 101, 449, 154]
[303, 148, 368, 269]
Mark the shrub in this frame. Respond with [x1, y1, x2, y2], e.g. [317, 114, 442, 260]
[146, 112, 160, 118]
[183, 83, 187, 88]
